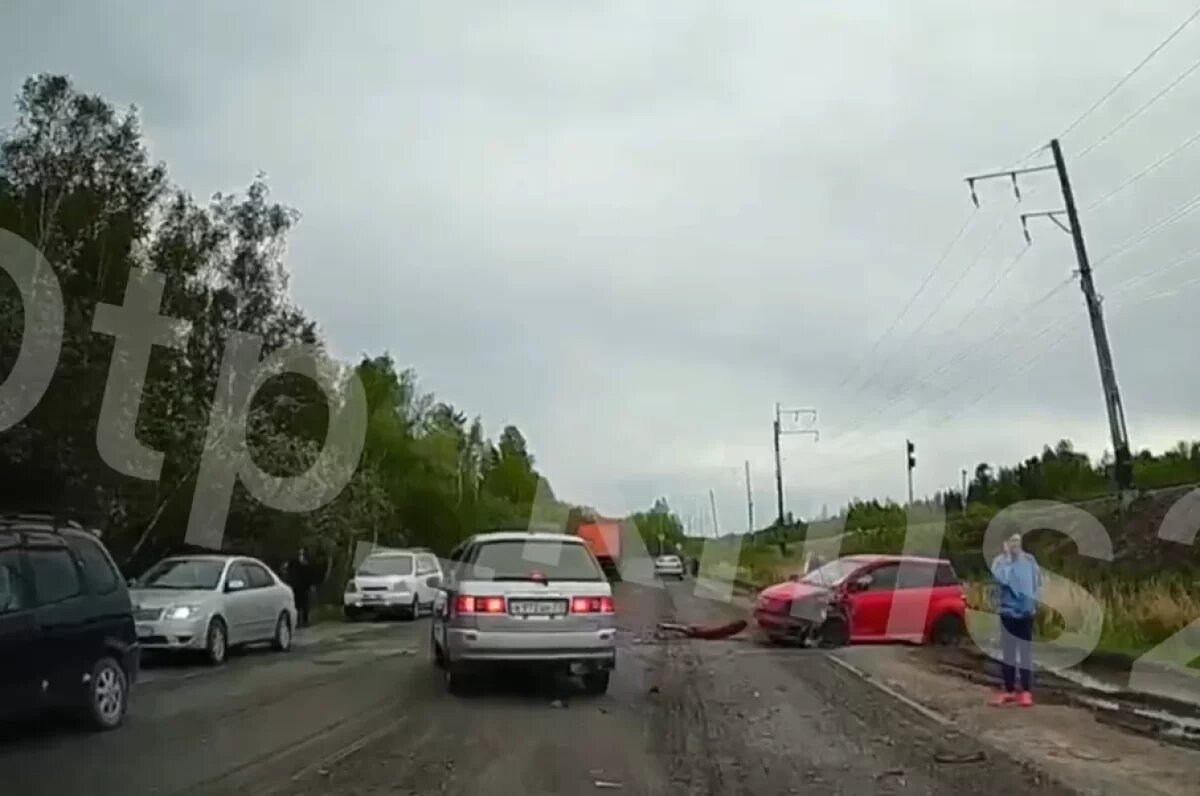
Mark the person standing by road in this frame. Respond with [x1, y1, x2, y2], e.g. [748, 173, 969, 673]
[990, 532, 1041, 707]
[285, 547, 317, 628]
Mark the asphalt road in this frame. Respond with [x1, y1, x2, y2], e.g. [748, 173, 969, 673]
[0, 581, 1080, 795]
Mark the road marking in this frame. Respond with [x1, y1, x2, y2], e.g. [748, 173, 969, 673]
[826, 653, 954, 729]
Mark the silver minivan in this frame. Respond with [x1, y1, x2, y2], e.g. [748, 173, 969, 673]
[343, 548, 443, 621]
[430, 531, 617, 694]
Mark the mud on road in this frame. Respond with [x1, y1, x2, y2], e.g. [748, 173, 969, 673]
[0, 581, 1096, 795]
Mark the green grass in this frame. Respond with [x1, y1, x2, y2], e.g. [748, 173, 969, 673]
[965, 575, 1200, 670]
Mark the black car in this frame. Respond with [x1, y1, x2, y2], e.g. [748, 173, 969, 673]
[0, 513, 139, 730]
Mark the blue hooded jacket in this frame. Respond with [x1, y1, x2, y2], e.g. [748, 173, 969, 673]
[991, 552, 1041, 618]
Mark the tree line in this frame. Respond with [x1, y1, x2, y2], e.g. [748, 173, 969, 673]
[0, 75, 589, 587]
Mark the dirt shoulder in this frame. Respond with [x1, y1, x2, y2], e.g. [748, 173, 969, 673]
[833, 643, 1200, 796]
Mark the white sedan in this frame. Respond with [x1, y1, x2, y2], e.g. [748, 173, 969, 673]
[654, 554, 685, 580]
[129, 554, 297, 665]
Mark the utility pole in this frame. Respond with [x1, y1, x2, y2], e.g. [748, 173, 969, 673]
[744, 460, 754, 533]
[961, 467, 969, 512]
[964, 139, 1134, 492]
[905, 439, 916, 506]
[773, 404, 819, 554]
[708, 489, 721, 538]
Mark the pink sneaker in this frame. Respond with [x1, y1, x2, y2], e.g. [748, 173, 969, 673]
[1017, 691, 1034, 707]
[990, 690, 1015, 706]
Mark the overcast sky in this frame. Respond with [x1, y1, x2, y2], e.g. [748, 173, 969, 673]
[4, 2, 1200, 531]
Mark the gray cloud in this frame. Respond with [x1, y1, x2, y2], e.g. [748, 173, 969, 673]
[4, 1, 1200, 526]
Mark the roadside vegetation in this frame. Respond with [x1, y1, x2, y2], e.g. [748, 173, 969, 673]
[0, 75, 604, 595]
[726, 438, 1200, 666]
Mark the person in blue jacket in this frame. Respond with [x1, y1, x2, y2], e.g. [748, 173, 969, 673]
[990, 532, 1041, 706]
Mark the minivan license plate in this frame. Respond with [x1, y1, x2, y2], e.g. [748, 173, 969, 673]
[509, 600, 566, 616]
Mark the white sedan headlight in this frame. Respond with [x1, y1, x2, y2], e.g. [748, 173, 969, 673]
[168, 605, 200, 620]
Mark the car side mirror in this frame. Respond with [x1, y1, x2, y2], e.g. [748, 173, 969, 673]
[426, 574, 441, 588]
[127, 578, 137, 588]
[226, 579, 246, 592]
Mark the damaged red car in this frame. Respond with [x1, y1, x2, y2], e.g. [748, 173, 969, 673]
[753, 554, 966, 647]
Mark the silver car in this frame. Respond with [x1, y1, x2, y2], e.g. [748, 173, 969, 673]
[129, 555, 297, 665]
[430, 531, 617, 695]
[343, 548, 443, 620]
[654, 554, 685, 580]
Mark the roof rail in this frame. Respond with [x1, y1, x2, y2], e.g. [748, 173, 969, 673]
[0, 508, 94, 535]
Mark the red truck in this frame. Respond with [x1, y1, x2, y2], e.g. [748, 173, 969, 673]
[576, 520, 623, 581]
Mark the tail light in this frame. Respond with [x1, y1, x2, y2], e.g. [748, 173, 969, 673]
[570, 596, 615, 614]
[455, 595, 506, 614]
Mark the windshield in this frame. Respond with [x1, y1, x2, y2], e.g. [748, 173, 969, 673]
[358, 555, 413, 577]
[467, 540, 603, 582]
[137, 559, 225, 590]
[800, 558, 864, 588]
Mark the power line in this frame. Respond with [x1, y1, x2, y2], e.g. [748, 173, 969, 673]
[831, 272, 1074, 447]
[1075, 51, 1200, 160]
[1092, 187, 1200, 268]
[1085, 126, 1200, 212]
[849, 243, 1035, 424]
[833, 209, 978, 394]
[1058, 3, 1200, 140]
[854, 211, 1012, 398]
[1106, 242, 1200, 298]
[933, 323, 1077, 426]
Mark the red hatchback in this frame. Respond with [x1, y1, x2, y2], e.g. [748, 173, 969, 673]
[753, 554, 966, 647]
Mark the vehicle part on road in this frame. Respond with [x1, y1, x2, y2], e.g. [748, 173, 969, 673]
[933, 750, 987, 765]
[272, 612, 292, 652]
[656, 619, 748, 640]
[84, 656, 129, 731]
[205, 617, 228, 666]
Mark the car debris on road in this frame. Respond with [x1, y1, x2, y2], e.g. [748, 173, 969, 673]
[655, 618, 748, 640]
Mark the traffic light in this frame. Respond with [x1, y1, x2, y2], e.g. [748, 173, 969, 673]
[906, 440, 916, 470]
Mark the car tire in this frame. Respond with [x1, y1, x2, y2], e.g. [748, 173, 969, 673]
[430, 623, 446, 668]
[205, 617, 228, 666]
[82, 656, 129, 731]
[405, 594, 419, 621]
[445, 664, 470, 696]
[930, 613, 965, 646]
[818, 616, 849, 648]
[582, 670, 610, 695]
[271, 612, 293, 652]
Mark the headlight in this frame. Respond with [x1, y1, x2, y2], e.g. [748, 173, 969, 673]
[346, 580, 357, 593]
[168, 605, 199, 620]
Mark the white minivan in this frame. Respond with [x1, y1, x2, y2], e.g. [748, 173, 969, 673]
[343, 548, 443, 621]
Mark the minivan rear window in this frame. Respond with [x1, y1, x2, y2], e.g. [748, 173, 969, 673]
[358, 555, 413, 577]
[468, 540, 602, 582]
